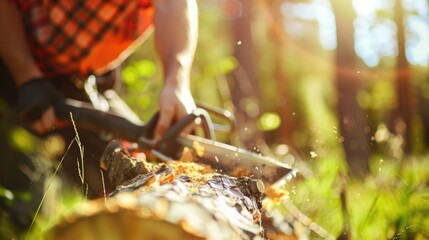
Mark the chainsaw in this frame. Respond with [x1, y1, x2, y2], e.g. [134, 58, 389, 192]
[55, 99, 295, 185]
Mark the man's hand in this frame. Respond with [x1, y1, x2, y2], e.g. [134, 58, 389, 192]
[153, 0, 198, 140]
[17, 78, 63, 134]
[154, 82, 196, 141]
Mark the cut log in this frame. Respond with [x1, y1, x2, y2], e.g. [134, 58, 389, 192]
[47, 140, 266, 240]
[47, 140, 321, 240]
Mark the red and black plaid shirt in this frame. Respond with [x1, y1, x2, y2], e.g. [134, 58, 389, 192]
[11, 0, 154, 77]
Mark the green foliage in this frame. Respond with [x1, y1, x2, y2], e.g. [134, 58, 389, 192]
[296, 74, 341, 152]
[358, 79, 395, 112]
[0, 186, 14, 206]
[258, 112, 281, 131]
[9, 127, 36, 153]
[120, 55, 160, 121]
[122, 59, 156, 86]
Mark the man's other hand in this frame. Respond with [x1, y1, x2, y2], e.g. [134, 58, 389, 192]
[17, 78, 63, 134]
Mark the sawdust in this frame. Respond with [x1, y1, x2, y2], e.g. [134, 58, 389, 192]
[168, 161, 214, 188]
[264, 185, 289, 202]
[178, 140, 205, 162]
[179, 147, 194, 162]
[192, 141, 205, 157]
[230, 166, 251, 178]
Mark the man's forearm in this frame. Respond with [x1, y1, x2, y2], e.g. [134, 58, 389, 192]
[0, 0, 42, 86]
[154, 0, 198, 87]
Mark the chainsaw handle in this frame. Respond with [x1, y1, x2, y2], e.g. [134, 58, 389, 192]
[54, 99, 152, 142]
[154, 108, 216, 159]
[195, 100, 236, 134]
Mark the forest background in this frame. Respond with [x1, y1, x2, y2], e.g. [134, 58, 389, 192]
[1, 0, 429, 239]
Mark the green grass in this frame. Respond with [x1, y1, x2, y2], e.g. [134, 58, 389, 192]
[0, 113, 87, 240]
[284, 155, 429, 239]
[1, 187, 84, 240]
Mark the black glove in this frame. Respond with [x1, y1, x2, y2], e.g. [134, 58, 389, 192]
[17, 77, 63, 123]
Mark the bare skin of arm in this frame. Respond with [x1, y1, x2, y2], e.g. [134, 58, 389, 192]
[153, 0, 198, 140]
[0, 0, 56, 133]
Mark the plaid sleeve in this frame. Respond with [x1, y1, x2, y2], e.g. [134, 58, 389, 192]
[25, 0, 154, 77]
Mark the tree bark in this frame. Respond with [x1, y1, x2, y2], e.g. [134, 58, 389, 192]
[392, 0, 412, 155]
[331, 0, 370, 178]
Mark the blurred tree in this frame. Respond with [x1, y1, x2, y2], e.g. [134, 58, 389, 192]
[419, 0, 429, 148]
[391, 0, 412, 154]
[225, 0, 265, 149]
[331, 0, 370, 178]
[262, 0, 296, 146]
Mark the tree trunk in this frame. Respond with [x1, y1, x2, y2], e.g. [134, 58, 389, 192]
[418, 87, 429, 146]
[331, 0, 370, 178]
[392, 0, 412, 155]
[47, 140, 306, 240]
[419, 1, 429, 147]
[227, 0, 265, 149]
[265, 0, 295, 146]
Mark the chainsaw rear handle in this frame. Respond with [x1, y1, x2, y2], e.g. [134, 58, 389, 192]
[54, 99, 216, 150]
[54, 99, 153, 143]
[195, 100, 235, 134]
